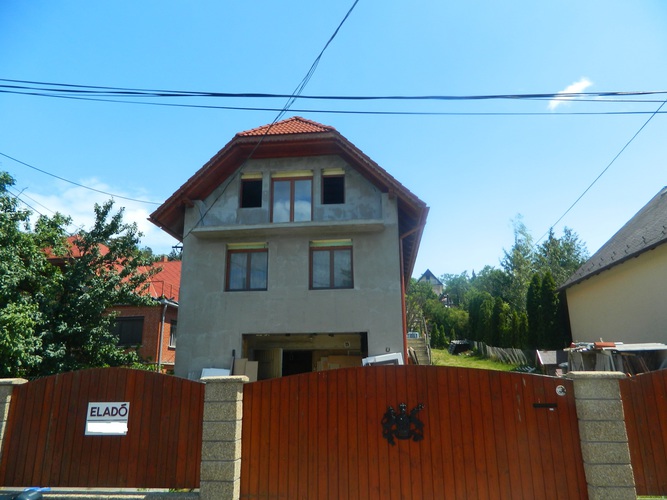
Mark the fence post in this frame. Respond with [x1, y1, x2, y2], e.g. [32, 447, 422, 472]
[567, 371, 636, 500]
[0, 378, 28, 466]
[199, 375, 248, 500]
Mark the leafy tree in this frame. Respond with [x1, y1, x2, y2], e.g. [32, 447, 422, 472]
[441, 272, 471, 307]
[500, 217, 535, 311]
[405, 279, 438, 334]
[0, 172, 156, 377]
[535, 227, 589, 286]
[526, 273, 542, 349]
[0, 172, 68, 377]
[38, 201, 157, 375]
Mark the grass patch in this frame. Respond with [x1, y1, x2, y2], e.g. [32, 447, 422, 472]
[431, 348, 521, 372]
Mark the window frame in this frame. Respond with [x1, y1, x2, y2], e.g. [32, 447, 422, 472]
[271, 176, 313, 222]
[309, 244, 353, 290]
[168, 320, 177, 348]
[225, 247, 269, 291]
[113, 316, 144, 346]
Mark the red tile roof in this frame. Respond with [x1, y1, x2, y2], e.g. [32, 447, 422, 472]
[150, 116, 428, 281]
[237, 116, 334, 136]
[144, 258, 181, 301]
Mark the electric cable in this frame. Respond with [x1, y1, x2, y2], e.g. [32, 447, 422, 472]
[0, 151, 161, 205]
[176, 0, 360, 243]
[536, 99, 667, 245]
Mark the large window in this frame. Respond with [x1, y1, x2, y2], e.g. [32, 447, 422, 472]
[226, 244, 268, 291]
[113, 316, 144, 346]
[310, 240, 353, 289]
[272, 175, 312, 222]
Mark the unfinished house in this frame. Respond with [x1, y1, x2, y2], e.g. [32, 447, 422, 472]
[150, 117, 428, 379]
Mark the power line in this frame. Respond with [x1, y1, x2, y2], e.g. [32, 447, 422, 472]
[2, 78, 665, 102]
[537, 99, 667, 244]
[0, 151, 161, 205]
[2, 88, 666, 117]
[179, 0, 360, 244]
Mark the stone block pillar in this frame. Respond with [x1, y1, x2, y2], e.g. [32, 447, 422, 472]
[199, 375, 248, 500]
[0, 378, 28, 465]
[567, 371, 636, 500]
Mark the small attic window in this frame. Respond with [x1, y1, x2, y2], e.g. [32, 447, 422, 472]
[322, 175, 345, 205]
[241, 178, 262, 208]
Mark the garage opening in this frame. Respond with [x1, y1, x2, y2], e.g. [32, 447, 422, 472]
[243, 332, 368, 380]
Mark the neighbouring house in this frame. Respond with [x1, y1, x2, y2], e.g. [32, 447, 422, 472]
[46, 238, 181, 372]
[418, 269, 444, 296]
[560, 186, 667, 346]
[110, 256, 181, 372]
[149, 116, 428, 380]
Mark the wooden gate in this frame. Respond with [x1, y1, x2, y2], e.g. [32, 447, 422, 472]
[620, 369, 667, 495]
[240, 365, 587, 499]
[0, 367, 204, 489]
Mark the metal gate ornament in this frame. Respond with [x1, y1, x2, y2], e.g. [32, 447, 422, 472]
[381, 402, 425, 445]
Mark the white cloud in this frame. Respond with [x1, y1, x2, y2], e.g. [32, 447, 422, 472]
[548, 77, 593, 110]
[26, 179, 179, 255]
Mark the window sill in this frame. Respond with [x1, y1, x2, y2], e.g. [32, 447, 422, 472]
[193, 219, 385, 239]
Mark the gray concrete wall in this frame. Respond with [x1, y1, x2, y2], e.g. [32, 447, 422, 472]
[174, 155, 405, 378]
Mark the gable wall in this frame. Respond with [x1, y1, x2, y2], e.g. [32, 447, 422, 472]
[566, 243, 667, 344]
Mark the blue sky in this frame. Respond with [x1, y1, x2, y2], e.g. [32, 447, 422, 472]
[2, 1, 666, 278]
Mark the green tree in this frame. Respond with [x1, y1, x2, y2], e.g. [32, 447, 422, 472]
[535, 227, 589, 286]
[0, 172, 69, 377]
[526, 273, 542, 349]
[500, 217, 535, 311]
[0, 172, 156, 377]
[38, 201, 157, 375]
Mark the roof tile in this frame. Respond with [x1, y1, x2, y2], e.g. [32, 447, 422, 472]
[237, 116, 334, 137]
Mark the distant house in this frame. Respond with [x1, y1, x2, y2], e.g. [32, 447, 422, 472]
[149, 116, 428, 380]
[46, 237, 181, 372]
[560, 186, 667, 345]
[418, 269, 444, 296]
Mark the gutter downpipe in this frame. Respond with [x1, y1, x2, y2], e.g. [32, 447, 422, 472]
[399, 223, 426, 364]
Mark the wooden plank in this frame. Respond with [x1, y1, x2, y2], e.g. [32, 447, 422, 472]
[405, 366, 424, 500]
[239, 381, 253, 497]
[422, 367, 444, 498]
[285, 374, 300, 497]
[468, 368, 492, 498]
[375, 366, 392, 500]
[69, 369, 95, 486]
[336, 369, 351, 499]
[648, 371, 667, 492]
[1, 381, 28, 484]
[487, 370, 513, 500]
[126, 372, 150, 488]
[277, 377, 290, 496]
[363, 364, 381, 500]
[350, 367, 364, 500]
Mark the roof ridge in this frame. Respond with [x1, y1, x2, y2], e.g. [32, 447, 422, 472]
[237, 116, 335, 137]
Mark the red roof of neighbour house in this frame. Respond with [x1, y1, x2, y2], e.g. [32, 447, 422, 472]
[46, 237, 181, 302]
[143, 258, 181, 302]
[149, 116, 429, 282]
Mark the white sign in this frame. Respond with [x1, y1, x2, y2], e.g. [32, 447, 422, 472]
[85, 402, 130, 436]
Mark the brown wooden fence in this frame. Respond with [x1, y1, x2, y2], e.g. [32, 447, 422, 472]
[0, 367, 204, 489]
[620, 369, 667, 496]
[240, 365, 588, 500]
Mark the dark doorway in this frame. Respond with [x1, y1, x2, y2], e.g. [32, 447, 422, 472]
[282, 350, 313, 376]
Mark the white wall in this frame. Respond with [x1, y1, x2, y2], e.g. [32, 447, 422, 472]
[566, 243, 667, 344]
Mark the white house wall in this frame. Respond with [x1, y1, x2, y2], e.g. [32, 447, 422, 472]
[566, 243, 667, 345]
[174, 155, 405, 378]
